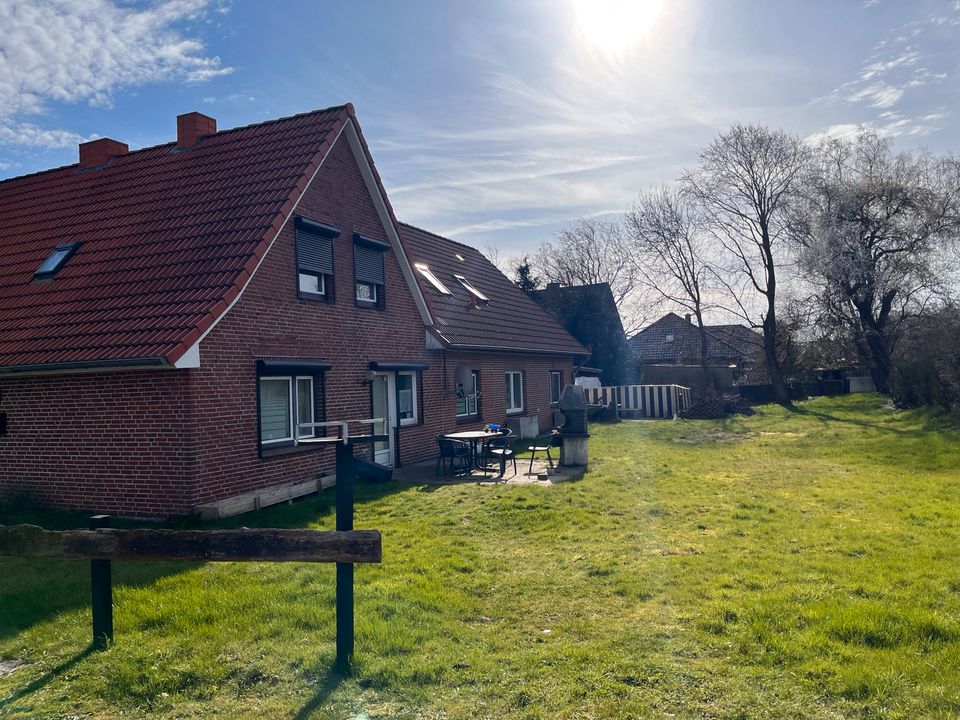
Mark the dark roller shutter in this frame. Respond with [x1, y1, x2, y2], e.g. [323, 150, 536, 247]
[354, 244, 385, 285]
[297, 230, 334, 275]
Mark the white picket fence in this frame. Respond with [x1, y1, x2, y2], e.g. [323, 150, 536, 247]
[583, 384, 692, 419]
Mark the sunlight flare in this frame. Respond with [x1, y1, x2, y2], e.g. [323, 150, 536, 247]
[570, 0, 664, 54]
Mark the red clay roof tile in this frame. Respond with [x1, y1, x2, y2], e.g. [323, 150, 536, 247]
[0, 105, 351, 370]
[399, 223, 587, 356]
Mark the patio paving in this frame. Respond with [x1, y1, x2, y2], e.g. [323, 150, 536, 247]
[392, 456, 586, 486]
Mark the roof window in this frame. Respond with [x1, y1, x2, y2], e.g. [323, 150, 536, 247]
[414, 263, 452, 295]
[34, 242, 80, 279]
[454, 274, 489, 303]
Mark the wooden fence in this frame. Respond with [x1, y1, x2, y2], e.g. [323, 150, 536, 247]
[584, 384, 692, 418]
[0, 439, 380, 674]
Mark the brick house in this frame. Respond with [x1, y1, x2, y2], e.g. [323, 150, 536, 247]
[0, 105, 586, 517]
[400, 224, 587, 436]
[629, 312, 763, 388]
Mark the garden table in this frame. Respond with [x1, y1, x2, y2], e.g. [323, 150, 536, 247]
[443, 430, 501, 474]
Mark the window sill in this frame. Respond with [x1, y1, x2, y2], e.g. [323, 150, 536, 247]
[260, 441, 328, 459]
[298, 291, 332, 303]
[505, 408, 524, 415]
[456, 414, 482, 425]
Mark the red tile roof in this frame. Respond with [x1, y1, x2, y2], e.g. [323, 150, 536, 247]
[399, 223, 588, 356]
[630, 312, 762, 364]
[0, 105, 352, 371]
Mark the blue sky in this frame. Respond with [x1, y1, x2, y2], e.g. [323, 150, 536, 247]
[2, 0, 960, 256]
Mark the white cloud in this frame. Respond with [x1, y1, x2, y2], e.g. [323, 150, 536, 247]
[0, 0, 231, 148]
[202, 92, 256, 105]
[818, 3, 959, 137]
[807, 108, 949, 144]
[0, 122, 90, 149]
[847, 81, 905, 108]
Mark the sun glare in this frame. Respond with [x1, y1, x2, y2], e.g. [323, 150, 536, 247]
[570, 0, 664, 55]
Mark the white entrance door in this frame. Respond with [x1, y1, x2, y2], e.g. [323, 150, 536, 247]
[371, 372, 396, 466]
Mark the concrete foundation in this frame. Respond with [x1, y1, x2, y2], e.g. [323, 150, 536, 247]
[560, 435, 588, 467]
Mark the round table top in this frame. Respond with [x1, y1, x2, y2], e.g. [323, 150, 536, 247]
[444, 430, 501, 440]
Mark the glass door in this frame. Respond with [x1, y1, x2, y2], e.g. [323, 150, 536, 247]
[371, 372, 396, 465]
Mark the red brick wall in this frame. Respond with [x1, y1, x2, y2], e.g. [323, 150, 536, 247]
[189, 134, 434, 504]
[0, 133, 578, 517]
[0, 370, 195, 516]
[188, 135, 577, 502]
[419, 351, 575, 436]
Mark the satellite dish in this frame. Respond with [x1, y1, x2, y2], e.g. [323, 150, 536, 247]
[453, 363, 474, 391]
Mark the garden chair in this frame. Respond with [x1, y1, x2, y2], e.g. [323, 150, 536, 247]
[436, 435, 470, 477]
[527, 429, 560, 475]
[482, 428, 517, 479]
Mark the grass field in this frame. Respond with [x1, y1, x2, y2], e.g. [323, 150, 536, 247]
[2, 394, 960, 719]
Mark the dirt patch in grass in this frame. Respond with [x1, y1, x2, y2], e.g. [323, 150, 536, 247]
[674, 431, 754, 444]
[0, 659, 23, 677]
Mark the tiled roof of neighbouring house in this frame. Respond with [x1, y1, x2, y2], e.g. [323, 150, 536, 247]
[0, 105, 353, 371]
[399, 223, 588, 356]
[630, 312, 762, 364]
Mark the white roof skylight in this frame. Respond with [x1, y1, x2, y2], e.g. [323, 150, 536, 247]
[414, 263, 452, 295]
[454, 274, 489, 302]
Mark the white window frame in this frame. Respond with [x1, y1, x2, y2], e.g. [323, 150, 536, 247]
[454, 274, 489, 302]
[397, 371, 418, 426]
[505, 371, 523, 414]
[298, 271, 326, 297]
[355, 280, 379, 304]
[414, 263, 452, 295]
[456, 370, 479, 418]
[259, 376, 294, 446]
[549, 370, 562, 404]
[295, 376, 315, 438]
[259, 374, 317, 447]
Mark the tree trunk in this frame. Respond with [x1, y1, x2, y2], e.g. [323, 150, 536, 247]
[763, 308, 790, 404]
[864, 331, 892, 394]
[852, 294, 894, 395]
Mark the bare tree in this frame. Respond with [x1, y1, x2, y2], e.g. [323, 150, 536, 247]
[792, 131, 960, 393]
[533, 217, 648, 333]
[625, 187, 712, 369]
[682, 125, 811, 404]
[481, 241, 516, 277]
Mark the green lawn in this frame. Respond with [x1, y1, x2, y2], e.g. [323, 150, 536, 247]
[2, 394, 960, 719]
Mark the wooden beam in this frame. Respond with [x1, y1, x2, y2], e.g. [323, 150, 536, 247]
[0, 525, 381, 564]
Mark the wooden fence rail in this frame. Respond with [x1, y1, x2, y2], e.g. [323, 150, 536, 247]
[0, 440, 378, 673]
[0, 525, 381, 564]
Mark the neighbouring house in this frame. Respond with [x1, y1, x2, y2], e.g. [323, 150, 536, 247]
[0, 105, 587, 517]
[629, 312, 763, 388]
[528, 282, 632, 386]
[400, 225, 587, 437]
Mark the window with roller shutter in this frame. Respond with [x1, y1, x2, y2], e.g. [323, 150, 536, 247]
[295, 217, 338, 302]
[353, 233, 389, 308]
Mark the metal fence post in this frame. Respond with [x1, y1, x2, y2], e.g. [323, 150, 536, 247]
[89, 514, 113, 649]
[334, 440, 354, 673]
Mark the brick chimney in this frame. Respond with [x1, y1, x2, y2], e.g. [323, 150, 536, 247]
[176, 111, 217, 148]
[78, 138, 128, 168]
[685, 313, 693, 323]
